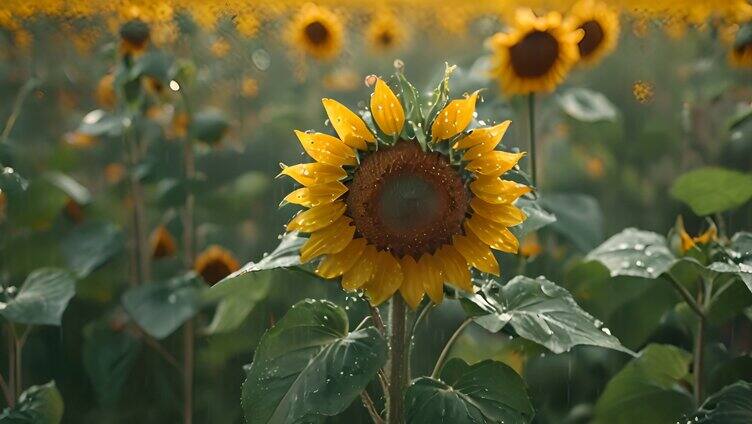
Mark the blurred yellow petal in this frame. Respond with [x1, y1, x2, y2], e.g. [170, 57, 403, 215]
[278, 163, 347, 187]
[371, 78, 405, 136]
[295, 130, 357, 166]
[300, 216, 355, 263]
[282, 182, 348, 207]
[341, 245, 378, 291]
[465, 216, 519, 253]
[694, 225, 717, 245]
[470, 198, 526, 226]
[431, 91, 479, 141]
[286, 201, 346, 233]
[470, 176, 531, 204]
[399, 256, 425, 309]
[466, 151, 525, 176]
[452, 232, 500, 276]
[418, 253, 444, 304]
[454, 121, 511, 155]
[435, 245, 472, 292]
[315, 238, 367, 278]
[364, 251, 403, 306]
[322, 98, 375, 150]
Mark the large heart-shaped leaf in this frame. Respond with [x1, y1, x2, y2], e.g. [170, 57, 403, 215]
[1, 268, 76, 326]
[462, 276, 629, 354]
[557, 88, 618, 123]
[594, 344, 693, 424]
[586, 228, 677, 279]
[670, 167, 752, 216]
[61, 220, 124, 278]
[242, 299, 386, 424]
[539, 193, 603, 252]
[0, 381, 64, 423]
[405, 359, 534, 424]
[682, 381, 752, 423]
[121, 273, 205, 339]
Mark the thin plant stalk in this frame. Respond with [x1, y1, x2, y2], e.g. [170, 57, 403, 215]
[431, 319, 471, 378]
[527, 93, 537, 187]
[387, 296, 407, 424]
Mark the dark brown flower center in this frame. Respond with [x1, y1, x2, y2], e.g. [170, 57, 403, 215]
[578, 20, 605, 58]
[346, 141, 468, 259]
[119, 19, 150, 49]
[509, 30, 560, 78]
[378, 31, 394, 46]
[199, 260, 233, 286]
[304, 21, 330, 45]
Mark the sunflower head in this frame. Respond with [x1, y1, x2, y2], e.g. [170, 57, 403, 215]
[119, 19, 150, 56]
[195, 245, 240, 286]
[565, 0, 620, 66]
[673, 216, 718, 255]
[281, 66, 530, 308]
[286, 4, 344, 60]
[488, 9, 583, 95]
[150, 226, 177, 259]
[366, 11, 406, 52]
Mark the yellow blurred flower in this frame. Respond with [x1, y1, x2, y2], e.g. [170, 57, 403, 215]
[235, 12, 260, 38]
[676, 216, 717, 253]
[322, 67, 358, 92]
[150, 226, 177, 259]
[566, 0, 620, 66]
[285, 4, 344, 60]
[210, 38, 231, 58]
[585, 156, 605, 179]
[365, 11, 407, 52]
[519, 233, 542, 258]
[241, 76, 259, 98]
[64, 132, 97, 149]
[195, 245, 240, 286]
[104, 163, 126, 185]
[632, 80, 654, 104]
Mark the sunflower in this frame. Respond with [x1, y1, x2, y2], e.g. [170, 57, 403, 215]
[675, 216, 717, 254]
[286, 4, 344, 60]
[365, 11, 406, 52]
[195, 245, 240, 286]
[280, 73, 529, 308]
[565, 0, 620, 66]
[488, 9, 583, 95]
[150, 226, 177, 259]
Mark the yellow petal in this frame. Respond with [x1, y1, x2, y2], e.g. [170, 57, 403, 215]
[300, 216, 355, 263]
[371, 78, 405, 136]
[399, 256, 425, 309]
[364, 251, 403, 306]
[431, 91, 479, 141]
[341, 245, 378, 291]
[465, 151, 525, 176]
[322, 98, 375, 150]
[469, 198, 526, 226]
[295, 130, 357, 166]
[282, 182, 348, 208]
[278, 163, 347, 187]
[470, 176, 531, 205]
[418, 253, 444, 304]
[465, 216, 519, 254]
[453, 121, 511, 155]
[452, 232, 500, 276]
[435, 245, 472, 292]
[694, 224, 717, 245]
[286, 201, 346, 233]
[315, 238, 368, 279]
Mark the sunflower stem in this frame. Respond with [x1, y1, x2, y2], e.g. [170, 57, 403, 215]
[431, 318, 471, 378]
[527, 93, 537, 187]
[387, 296, 407, 424]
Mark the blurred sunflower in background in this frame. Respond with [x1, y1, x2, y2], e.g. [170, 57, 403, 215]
[195, 245, 240, 285]
[150, 226, 177, 259]
[487, 9, 583, 95]
[286, 4, 344, 60]
[566, 0, 620, 66]
[365, 11, 407, 52]
[119, 19, 150, 56]
[280, 73, 529, 308]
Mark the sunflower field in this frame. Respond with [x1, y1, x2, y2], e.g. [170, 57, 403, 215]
[1, 0, 752, 423]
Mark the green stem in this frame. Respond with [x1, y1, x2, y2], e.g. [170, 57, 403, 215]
[387, 296, 407, 424]
[6, 325, 14, 407]
[0, 78, 38, 146]
[527, 93, 537, 188]
[667, 276, 705, 319]
[431, 319, 471, 378]
[693, 289, 706, 405]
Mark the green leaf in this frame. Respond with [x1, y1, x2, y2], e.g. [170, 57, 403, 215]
[683, 381, 752, 423]
[121, 273, 205, 339]
[0, 381, 64, 424]
[730, 232, 752, 265]
[76, 110, 126, 137]
[61, 221, 124, 278]
[463, 276, 628, 354]
[510, 197, 556, 239]
[1, 268, 75, 326]
[190, 108, 230, 145]
[396, 72, 425, 143]
[45, 172, 90, 205]
[424, 63, 456, 127]
[594, 344, 693, 424]
[586, 228, 677, 279]
[241, 299, 387, 423]
[670, 167, 752, 216]
[0, 167, 28, 198]
[206, 232, 305, 334]
[6, 177, 69, 228]
[709, 355, 752, 394]
[82, 315, 142, 405]
[557, 88, 618, 123]
[539, 193, 603, 251]
[734, 22, 752, 51]
[405, 359, 534, 424]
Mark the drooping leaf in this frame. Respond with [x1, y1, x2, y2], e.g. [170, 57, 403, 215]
[61, 220, 124, 278]
[405, 359, 534, 424]
[121, 273, 205, 339]
[539, 193, 604, 251]
[558, 88, 619, 123]
[241, 299, 387, 424]
[682, 381, 752, 423]
[670, 167, 752, 216]
[0, 381, 64, 424]
[462, 276, 629, 354]
[594, 344, 693, 424]
[586, 228, 677, 279]
[0, 268, 75, 326]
